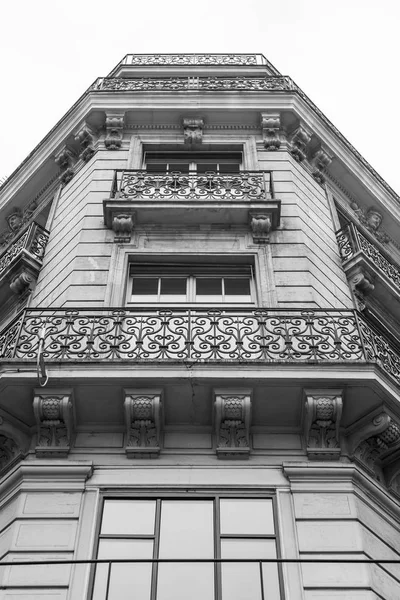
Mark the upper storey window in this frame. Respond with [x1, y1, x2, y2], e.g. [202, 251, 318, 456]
[144, 151, 242, 174]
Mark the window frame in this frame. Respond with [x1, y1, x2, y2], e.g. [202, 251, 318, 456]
[92, 491, 283, 600]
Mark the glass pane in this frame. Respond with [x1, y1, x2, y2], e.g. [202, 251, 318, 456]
[169, 162, 190, 173]
[132, 278, 159, 296]
[101, 500, 156, 535]
[220, 499, 275, 535]
[160, 278, 187, 295]
[158, 500, 214, 558]
[196, 278, 222, 296]
[224, 278, 250, 296]
[157, 564, 214, 600]
[93, 539, 153, 600]
[221, 163, 240, 173]
[221, 539, 279, 600]
[197, 163, 218, 173]
[147, 162, 168, 172]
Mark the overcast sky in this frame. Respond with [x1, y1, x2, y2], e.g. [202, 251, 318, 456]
[1, 0, 399, 195]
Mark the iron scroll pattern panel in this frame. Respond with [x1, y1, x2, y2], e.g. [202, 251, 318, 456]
[94, 76, 293, 92]
[0, 223, 49, 279]
[127, 54, 260, 65]
[0, 309, 365, 362]
[336, 224, 400, 291]
[117, 171, 269, 202]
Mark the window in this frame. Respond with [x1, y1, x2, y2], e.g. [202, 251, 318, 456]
[92, 497, 281, 600]
[128, 264, 254, 305]
[145, 152, 242, 174]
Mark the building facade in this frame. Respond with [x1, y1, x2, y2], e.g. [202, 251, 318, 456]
[0, 53, 399, 599]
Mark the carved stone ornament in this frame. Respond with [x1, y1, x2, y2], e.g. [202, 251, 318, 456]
[74, 122, 97, 162]
[260, 112, 282, 150]
[54, 145, 76, 186]
[9, 269, 35, 295]
[6, 208, 23, 234]
[311, 147, 333, 185]
[249, 212, 272, 243]
[124, 390, 162, 458]
[214, 389, 252, 458]
[303, 390, 343, 460]
[105, 113, 125, 150]
[112, 212, 136, 243]
[183, 118, 204, 145]
[350, 203, 389, 245]
[33, 391, 74, 457]
[347, 410, 400, 483]
[289, 125, 312, 162]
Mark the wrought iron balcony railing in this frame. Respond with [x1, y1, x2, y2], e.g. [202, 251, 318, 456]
[0, 309, 398, 385]
[111, 170, 272, 202]
[123, 53, 267, 66]
[0, 222, 49, 281]
[93, 76, 293, 92]
[336, 223, 400, 292]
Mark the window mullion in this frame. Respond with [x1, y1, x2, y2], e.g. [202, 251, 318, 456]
[151, 499, 162, 600]
[215, 497, 222, 600]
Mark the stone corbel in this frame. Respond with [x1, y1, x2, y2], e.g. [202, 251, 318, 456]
[349, 265, 374, 310]
[303, 389, 343, 460]
[9, 269, 36, 295]
[260, 112, 282, 150]
[311, 146, 333, 185]
[289, 124, 312, 162]
[33, 390, 74, 457]
[183, 118, 204, 145]
[0, 417, 29, 474]
[347, 410, 400, 482]
[248, 209, 280, 243]
[74, 122, 97, 162]
[105, 112, 125, 150]
[123, 390, 162, 458]
[214, 389, 252, 458]
[54, 145, 76, 185]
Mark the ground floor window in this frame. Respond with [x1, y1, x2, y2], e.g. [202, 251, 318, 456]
[92, 496, 281, 600]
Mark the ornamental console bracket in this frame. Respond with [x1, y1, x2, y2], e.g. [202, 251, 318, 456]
[124, 390, 162, 458]
[347, 408, 400, 486]
[33, 390, 74, 457]
[303, 389, 343, 460]
[0, 418, 29, 475]
[105, 112, 125, 150]
[103, 202, 136, 243]
[54, 144, 77, 186]
[260, 112, 282, 150]
[183, 118, 204, 145]
[289, 124, 312, 163]
[73, 121, 97, 163]
[248, 209, 280, 243]
[214, 389, 252, 458]
[310, 146, 333, 185]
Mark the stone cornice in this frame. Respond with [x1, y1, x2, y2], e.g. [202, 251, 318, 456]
[0, 460, 93, 503]
[1, 77, 399, 221]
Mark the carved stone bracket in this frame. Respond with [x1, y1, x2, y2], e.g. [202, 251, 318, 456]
[105, 113, 125, 150]
[33, 390, 74, 457]
[103, 202, 136, 243]
[9, 269, 36, 295]
[348, 265, 374, 311]
[0, 417, 28, 474]
[183, 118, 204, 145]
[350, 204, 389, 245]
[347, 409, 400, 484]
[303, 389, 343, 460]
[248, 209, 280, 243]
[124, 389, 162, 458]
[311, 146, 333, 185]
[54, 145, 76, 186]
[260, 112, 282, 150]
[214, 389, 252, 458]
[74, 122, 97, 162]
[289, 125, 312, 162]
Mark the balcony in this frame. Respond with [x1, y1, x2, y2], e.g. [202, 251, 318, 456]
[336, 222, 400, 321]
[0, 222, 49, 298]
[0, 308, 398, 386]
[103, 170, 280, 235]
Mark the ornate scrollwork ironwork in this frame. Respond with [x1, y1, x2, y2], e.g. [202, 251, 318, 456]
[1, 309, 398, 385]
[118, 170, 269, 202]
[127, 54, 259, 66]
[0, 223, 49, 279]
[335, 225, 355, 261]
[95, 76, 294, 92]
